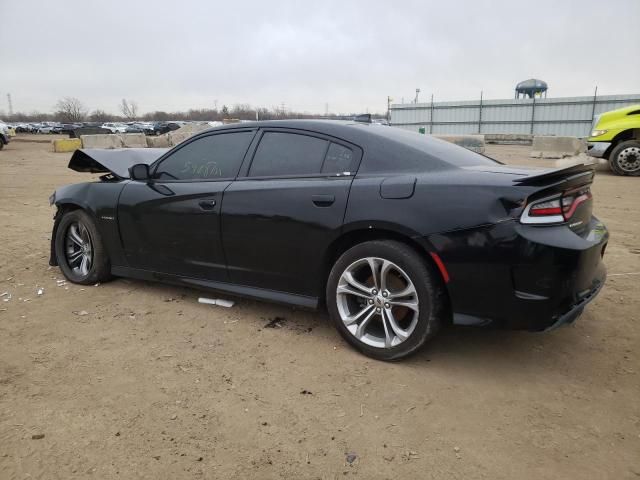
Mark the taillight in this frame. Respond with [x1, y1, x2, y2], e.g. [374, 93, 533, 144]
[521, 187, 592, 224]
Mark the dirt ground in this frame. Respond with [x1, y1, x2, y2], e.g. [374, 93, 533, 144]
[1, 137, 639, 479]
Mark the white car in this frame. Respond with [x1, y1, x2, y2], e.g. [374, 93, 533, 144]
[101, 122, 128, 133]
[38, 125, 57, 134]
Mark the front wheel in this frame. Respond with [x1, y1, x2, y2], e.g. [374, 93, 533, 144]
[610, 140, 640, 176]
[326, 240, 446, 361]
[54, 210, 112, 285]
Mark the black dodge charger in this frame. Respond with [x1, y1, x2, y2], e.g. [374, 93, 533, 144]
[49, 120, 608, 360]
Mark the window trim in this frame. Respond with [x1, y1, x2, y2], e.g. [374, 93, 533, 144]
[239, 128, 362, 180]
[149, 128, 257, 183]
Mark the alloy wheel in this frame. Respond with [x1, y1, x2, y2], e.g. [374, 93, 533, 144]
[64, 221, 93, 277]
[336, 257, 419, 349]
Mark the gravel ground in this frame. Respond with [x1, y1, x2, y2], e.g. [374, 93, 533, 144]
[0, 138, 639, 479]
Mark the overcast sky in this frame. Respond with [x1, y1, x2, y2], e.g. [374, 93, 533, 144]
[1, 0, 639, 115]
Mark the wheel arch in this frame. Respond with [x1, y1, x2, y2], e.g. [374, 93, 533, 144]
[49, 201, 103, 267]
[607, 129, 640, 158]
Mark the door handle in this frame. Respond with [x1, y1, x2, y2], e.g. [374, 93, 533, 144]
[198, 199, 217, 210]
[312, 194, 335, 207]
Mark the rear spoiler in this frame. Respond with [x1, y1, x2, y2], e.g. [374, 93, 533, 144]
[512, 163, 595, 186]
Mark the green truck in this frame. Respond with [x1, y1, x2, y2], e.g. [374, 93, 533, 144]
[587, 104, 640, 176]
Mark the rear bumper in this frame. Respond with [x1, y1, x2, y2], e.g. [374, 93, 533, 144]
[586, 141, 611, 158]
[429, 217, 609, 331]
[543, 276, 605, 331]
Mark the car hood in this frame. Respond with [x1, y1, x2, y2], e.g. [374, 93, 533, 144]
[68, 148, 169, 179]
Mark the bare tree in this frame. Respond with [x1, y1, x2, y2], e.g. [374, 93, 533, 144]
[120, 99, 139, 120]
[55, 97, 87, 122]
[88, 109, 113, 122]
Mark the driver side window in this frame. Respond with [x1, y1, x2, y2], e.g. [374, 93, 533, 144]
[155, 131, 254, 181]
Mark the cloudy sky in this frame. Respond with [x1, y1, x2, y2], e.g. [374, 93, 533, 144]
[1, 0, 639, 115]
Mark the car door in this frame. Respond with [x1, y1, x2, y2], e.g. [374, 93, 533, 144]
[221, 129, 361, 297]
[118, 129, 256, 280]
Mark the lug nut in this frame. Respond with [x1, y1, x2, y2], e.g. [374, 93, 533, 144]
[382, 291, 388, 297]
[372, 289, 378, 295]
[384, 303, 390, 309]
[375, 307, 381, 312]
[368, 299, 374, 305]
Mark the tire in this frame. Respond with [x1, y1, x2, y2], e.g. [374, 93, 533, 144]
[609, 140, 640, 176]
[326, 240, 446, 361]
[54, 210, 112, 285]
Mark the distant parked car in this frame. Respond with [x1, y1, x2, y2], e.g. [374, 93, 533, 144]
[124, 125, 144, 133]
[133, 122, 156, 135]
[38, 125, 57, 134]
[52, 123, 82, 135]
[152, 122, 182, 135]
[101, 123, 128, 133]
[71, 126, 113, 138]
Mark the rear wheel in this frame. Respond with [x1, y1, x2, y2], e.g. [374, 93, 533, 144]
[610, 140, 640, 176]
[55, 210, 112, 285]
[326, 240, 446, 361]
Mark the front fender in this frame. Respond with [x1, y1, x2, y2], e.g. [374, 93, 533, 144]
[50, 181, 128, 268]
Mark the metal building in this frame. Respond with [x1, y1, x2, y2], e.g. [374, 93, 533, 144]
[390, 93, 640, 137]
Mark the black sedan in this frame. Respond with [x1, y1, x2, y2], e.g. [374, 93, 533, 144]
[49, 120, 608, 360]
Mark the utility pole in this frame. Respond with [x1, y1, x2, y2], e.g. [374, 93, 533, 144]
[387, 96, 393, 123]
[590, 86, 598, 128]
[7, 94, 13, 116]
[429, 94, 434, 134]
[414, 88, 421, 104]
[478, 90, 483, 134]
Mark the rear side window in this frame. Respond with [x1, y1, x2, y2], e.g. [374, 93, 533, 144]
[249, 132, 328, 177]
[155, 131, 254, 181]
[322, 143, 353, 173]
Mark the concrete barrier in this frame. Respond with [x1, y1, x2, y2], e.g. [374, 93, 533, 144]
[167, 123, 211, 146]
[147, 135, 171, 148]
[80, 134, 123, 149]
[530, 136, 586, 159]
[485, 133, 533, 145]
[433, 134, 485, 154]
[52, 138, 82, 153]
[118, 133, 147, 148]
[167, 131, 191, 146]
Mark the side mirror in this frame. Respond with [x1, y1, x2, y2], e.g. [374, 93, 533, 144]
[129, 163, 150, 181]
